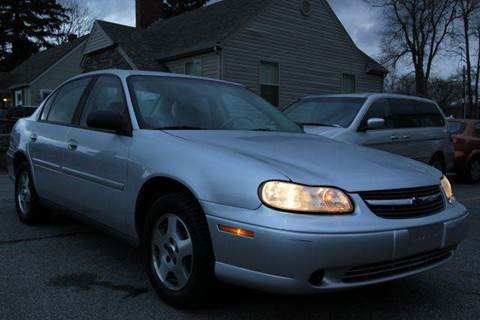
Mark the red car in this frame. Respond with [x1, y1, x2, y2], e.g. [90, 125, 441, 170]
[448, 119, 480, 182]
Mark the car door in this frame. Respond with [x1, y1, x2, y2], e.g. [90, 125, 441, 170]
[28, 77, 92, 204]
[356, 98, 408, 156]
[407, 100, 449, 164]
[61, 75, 132, 233]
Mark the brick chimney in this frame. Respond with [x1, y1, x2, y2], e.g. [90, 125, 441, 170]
[136, 0, 163, 29]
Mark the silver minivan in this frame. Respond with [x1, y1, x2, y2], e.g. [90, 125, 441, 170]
[284, 94, 454, 173]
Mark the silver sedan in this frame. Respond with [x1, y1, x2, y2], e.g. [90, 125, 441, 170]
[6, 70, 469, 308]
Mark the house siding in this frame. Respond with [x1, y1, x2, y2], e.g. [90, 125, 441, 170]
[222, 0, 384, 108]
[166, 52, 220, 79]
[28, 43, 85, 106]
[83, 23, 114, 55]
[82, 46, 133, 73]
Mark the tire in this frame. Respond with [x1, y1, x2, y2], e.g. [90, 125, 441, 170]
[143, 193, 215, 309]
[430, 154, 446, 174]
[466, 157, 480, 183]
[14, 162, 46, 225]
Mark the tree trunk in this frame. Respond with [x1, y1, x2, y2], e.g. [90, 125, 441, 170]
[463, 14, 474, 118]
[415, 72, 429, 97]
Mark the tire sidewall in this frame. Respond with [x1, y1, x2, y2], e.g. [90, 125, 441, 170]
[143, 194, 214, 308]
[468, 158, 480, 183]
[14, 162, 39, 223]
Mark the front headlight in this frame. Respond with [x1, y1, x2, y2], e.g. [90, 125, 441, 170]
[259, 181, 354, 214]
[441, 176, 455, 203]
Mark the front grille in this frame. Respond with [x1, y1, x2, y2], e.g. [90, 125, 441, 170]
[360, 185, 445, 218]
[342, 247, 454, 283]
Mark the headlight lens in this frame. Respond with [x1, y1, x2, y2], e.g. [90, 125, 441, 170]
[259, 181, 354, 213]
[441, 176, 455, 203]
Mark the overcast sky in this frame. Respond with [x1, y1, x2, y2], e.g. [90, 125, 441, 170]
[83, 0, 461, 77]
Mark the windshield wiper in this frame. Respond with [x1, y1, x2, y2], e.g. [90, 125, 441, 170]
[248, 128, 276, 132]
[299, 122, 343, 128]
[155, 126, 204, 130]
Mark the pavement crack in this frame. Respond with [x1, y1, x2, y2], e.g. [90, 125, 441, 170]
[0, 231, 94, 246]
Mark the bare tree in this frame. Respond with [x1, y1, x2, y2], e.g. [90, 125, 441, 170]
[55, 0, 93, 45]
[367, 0, 458, 97]
[455, 0, 480, 118]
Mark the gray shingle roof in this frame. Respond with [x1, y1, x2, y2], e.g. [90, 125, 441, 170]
[2, 36, 87, 90]
[96, 0, 386, 74]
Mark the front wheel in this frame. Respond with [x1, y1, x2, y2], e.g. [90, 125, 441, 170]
[14, 162, 46, 224]
[143, 193, 215, 308]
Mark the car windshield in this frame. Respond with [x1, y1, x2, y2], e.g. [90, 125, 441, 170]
[127, 76, 302, 133]
[284, 97, 366, 128]
[448, 121, 466, 134]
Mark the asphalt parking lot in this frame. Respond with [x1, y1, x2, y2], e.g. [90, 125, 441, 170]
[0, 172, 479, 320]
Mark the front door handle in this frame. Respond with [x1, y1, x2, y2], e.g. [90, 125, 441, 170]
[67, 141, 78, 151]
[30, 133, 37, 142]
[390, 135, 399, 141]
[403, 135, 411, 140]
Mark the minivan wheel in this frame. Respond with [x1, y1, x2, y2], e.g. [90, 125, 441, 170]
[467, 158, 480, 183]
[14, 162, 45, 225]
[143, 193, 215, 308]
[430, 155, 446, 174]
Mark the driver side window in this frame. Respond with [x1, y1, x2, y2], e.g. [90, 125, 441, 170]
[360, 99, 393, 130]
[79, 76, 128, 128]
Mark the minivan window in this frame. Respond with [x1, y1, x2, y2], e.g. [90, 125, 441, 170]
[360, 99, 393, 130]
[389, 99, 444, 129]
[448, 121, 466, 135]
[80, 76, 128, 127]
[285, 98, 366, 128]
[415, 101, 444, 127]
[46, 78, 91, 124]
[389, 99, 421, 128]
[475, 122, 480, 137]
[128, 76, 302, 133]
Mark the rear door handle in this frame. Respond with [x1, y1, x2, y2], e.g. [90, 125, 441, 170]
[390, 135, 399, 141]
[30, 133, 37, 142]
[403, 135, 411, 140]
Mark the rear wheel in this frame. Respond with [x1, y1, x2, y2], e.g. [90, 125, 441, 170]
[14, 162, 46, 224]
[430, 154, 446, 174]
[143, 193, 215, 308]
[466, 157, 480, 183]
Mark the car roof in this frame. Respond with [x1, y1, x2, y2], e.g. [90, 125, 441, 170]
[301, 93, 437, 104]
[69, 69, 244, 87]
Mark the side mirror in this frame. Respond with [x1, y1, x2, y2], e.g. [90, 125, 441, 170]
[87, 110, 125, 134]
[366, 118, 385, 130]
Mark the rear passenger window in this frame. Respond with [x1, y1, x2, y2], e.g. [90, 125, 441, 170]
[416, 101, 444, 127]
[475, 123, 480, 137]
[360, 99, 393, 129]
[40, 92, 57, 121]
[389, 99, 421, 128]
[79, 76, 128, 127]
[46, 78, 91, 124]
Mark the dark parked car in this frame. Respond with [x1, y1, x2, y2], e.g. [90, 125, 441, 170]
[0, 106, 37, 120]
[448, 119, 480, 182]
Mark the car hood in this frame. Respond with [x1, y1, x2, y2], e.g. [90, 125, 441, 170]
[168, 131, 442, 192]
[303, 125, 348, 139]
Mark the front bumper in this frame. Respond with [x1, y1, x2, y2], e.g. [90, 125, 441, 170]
[203, 199, 469, 294]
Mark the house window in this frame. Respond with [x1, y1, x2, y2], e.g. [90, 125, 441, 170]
[342, 74, 356, 93]
[260, 61, 279, 107]
[14, 90, 23, 106]
[40, 89, 53, 102]
[185, 59, 202, 76]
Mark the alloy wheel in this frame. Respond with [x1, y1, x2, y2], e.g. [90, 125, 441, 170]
[17, 171, 32, 216]
[151, 213, 193, 291]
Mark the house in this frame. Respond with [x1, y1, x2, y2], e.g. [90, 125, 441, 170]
[82, 0, 387, 108]
[0, 36, 87, 108]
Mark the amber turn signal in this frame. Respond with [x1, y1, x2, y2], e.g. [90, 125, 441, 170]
[218, 225, 255, 238]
